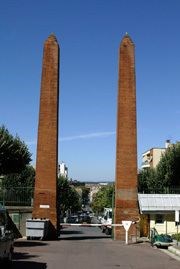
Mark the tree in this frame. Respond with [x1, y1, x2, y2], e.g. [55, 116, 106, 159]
[138, 143, 180, 193]
[156, 143, 180, 188]
[0, 125, 31, 175]
[138, 168, 157, 193]
[57, 176, 81, 216]
[81, 187, 90, 206]
[91, 184, 114, 213]
[1, 165, 35, 206]
[2, 165, 35, 188]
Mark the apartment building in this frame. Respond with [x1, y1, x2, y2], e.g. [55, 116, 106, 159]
[141, 140, 171, 169]
[58, 162, 68, 178]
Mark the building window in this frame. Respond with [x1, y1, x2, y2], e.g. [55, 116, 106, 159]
[155, 214, 164, 224]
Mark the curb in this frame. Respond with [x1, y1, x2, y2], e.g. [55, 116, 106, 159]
[168, 246, 180, 257]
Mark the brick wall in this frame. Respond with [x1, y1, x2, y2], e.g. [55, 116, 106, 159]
[32, 35, 59, 236]
[114, 35, 139, 241]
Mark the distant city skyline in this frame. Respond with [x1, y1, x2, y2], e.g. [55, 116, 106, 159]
[1, 0, 180, 181]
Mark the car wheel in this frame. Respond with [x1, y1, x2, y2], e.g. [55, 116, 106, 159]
[3, 250, 13, 267]
[7, 252, 12, 263]
[102, 227, 105, 233]
[105, 228, 111, 235]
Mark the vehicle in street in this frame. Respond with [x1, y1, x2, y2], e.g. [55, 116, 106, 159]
[66, 215, 79, 223]
[78, 213, 91, 224]
[150, 228, 173, 247]
[101, 208, 112, 235]
[0, 208, 14, 263]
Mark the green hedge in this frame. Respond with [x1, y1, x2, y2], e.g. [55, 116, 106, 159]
[172, 233, 180, 241]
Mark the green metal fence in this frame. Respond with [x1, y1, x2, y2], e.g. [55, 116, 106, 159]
[0, 187, 34, 207]
[138, 186, 180, 194]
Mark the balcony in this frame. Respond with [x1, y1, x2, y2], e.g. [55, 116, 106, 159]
[141, 160, 151, 169]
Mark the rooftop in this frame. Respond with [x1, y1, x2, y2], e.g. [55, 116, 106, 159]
[138, 193, 180, 213]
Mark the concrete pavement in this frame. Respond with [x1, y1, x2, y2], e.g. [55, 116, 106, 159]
[10, 226, 180, 269]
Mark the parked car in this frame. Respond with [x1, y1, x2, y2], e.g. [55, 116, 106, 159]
[78, 213, 91, 224]
[66, 215, 78, 223]
[101, 208, 112, 235]
[150, 228, 173, 247]
[0, 208, 14, 264]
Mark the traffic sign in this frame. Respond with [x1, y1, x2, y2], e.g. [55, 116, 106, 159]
[122, 221, 132, 231]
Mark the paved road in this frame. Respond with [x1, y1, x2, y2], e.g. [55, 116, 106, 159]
[10, 226, 180, 269]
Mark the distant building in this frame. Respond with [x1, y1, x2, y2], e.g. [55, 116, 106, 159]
[58, 162, 68, 178]
[141, 140, 171, 169]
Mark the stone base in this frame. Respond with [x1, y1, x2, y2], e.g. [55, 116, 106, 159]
[114, 206, 140, 242]
[114, 223, 139, 242]
[32, 189, 58, 231]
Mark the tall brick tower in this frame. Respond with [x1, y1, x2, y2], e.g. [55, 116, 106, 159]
[114, 34, 139, 241]
[32, 34, 59, 237]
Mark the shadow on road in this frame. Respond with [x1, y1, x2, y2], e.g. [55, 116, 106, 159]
[60, 235, 111, 240]
[14, 241, 48, 248]
[11, 260, 47, 269]
[13, 251, 39, 260]
[10, 251, 47, 269]
[60, 230, 83, 235]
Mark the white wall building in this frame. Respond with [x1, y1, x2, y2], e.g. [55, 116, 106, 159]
[138, 193, 180, 236]
[58, 162, 68, 178]
[141, 140, 171, 169]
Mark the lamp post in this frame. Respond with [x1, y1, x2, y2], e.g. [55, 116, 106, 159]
[175, 210, 179, 246]
[0, 176, 4, 207]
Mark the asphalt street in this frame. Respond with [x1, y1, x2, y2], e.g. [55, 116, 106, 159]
[9, 226, 180, 269]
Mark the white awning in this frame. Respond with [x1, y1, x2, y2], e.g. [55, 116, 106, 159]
[138, 193, 180, 213]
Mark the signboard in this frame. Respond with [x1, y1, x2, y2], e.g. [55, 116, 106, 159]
[40, 205, 50, 208]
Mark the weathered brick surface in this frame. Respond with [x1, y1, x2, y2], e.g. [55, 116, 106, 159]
[32, 34, 59, 235]
[114, 35, 139, 241]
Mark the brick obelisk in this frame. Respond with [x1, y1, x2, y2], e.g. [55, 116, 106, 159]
[32, 34, 59, 238]
[114, 34, 139, 241]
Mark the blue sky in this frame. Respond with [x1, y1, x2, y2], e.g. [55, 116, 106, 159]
[1, 0, 180, 181]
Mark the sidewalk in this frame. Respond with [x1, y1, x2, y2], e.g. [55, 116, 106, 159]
[168, 245, 180, 257]
[138, 238, 180, 259]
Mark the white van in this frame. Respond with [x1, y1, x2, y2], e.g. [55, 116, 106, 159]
[101, 208, 112, 235]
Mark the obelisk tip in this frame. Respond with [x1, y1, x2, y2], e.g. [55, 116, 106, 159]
[121, 33, 134, 45]
[47, 33, 58, 43]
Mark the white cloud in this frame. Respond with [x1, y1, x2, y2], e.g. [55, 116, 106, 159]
[60, 131, 115, 141]
[26, 131, 115, 145]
